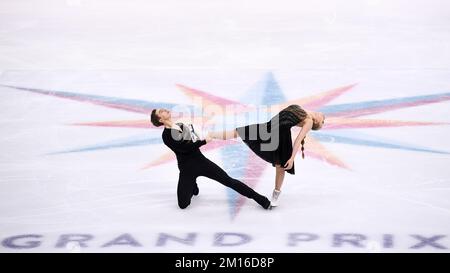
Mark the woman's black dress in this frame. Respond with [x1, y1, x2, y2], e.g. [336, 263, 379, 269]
[236, 110, 301, 175]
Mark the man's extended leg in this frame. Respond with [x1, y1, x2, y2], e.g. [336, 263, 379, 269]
[199, 157, 271, 209]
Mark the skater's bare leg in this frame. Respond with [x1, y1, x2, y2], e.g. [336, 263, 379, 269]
[271, 165, 285, 207]
[209, 129, 238, 140]
[275, 165, 285, 191]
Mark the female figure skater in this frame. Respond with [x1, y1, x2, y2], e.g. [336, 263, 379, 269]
[208, 105, 325, 207]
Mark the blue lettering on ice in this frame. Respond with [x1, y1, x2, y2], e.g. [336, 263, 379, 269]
[410, 235, 446, 249]
[156, 233, 197, 246]
[288, 233, 319, 246]
[102, 233, 142, 248]
[2, 234, 42, 249]
[55, 234, 94, 248]
[333, 233, 366, 248]
[213, 233, 252, 246]
[383, 234, 394, 248]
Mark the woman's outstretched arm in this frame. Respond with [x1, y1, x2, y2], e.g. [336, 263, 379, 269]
[292, 118, 313, 158]
[284, 118, 313, 169]
[208, 129, 238, 140]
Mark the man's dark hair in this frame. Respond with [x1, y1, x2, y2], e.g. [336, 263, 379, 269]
[150, 109, 164, 127]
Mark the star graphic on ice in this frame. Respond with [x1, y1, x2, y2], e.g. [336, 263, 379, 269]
[2, 72, 449, 219]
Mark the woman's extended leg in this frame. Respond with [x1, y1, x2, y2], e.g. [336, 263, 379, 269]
[271, 165, 285, 207]
[275, 165, 285, 191]
[208, 129, 238, 140]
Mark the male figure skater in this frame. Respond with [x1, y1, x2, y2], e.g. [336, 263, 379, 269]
[150, 108, 271, 210]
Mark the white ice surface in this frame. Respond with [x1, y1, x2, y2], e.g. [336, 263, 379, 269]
[0, 0, 450, 252]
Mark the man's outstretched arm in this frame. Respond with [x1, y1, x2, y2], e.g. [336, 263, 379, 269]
[162, 133, 209, 153]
